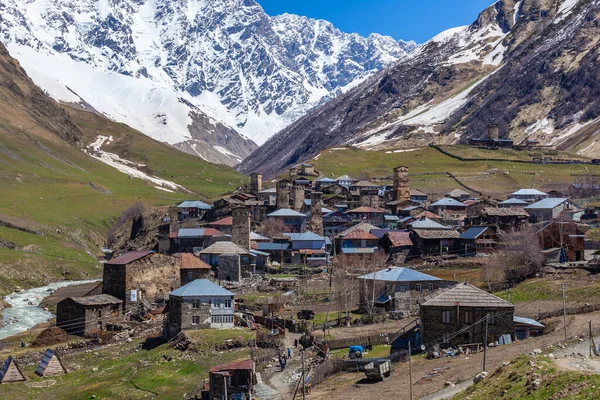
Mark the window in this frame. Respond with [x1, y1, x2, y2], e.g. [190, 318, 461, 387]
[225, 299, 232, 308]
[415, 284, 422, 292]
[488, 311, 496, 325]
[464, 311, 473, 324]
[192, 316, 200, 325]
[442, 310, 451, 324]
[427, 283, 434, 292]
[398, 285, 407, 293]
[211, 300, 217, 309]
[192, 299, 201, 309]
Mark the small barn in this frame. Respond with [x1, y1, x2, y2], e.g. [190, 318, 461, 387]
[514, 316, 545, 340]
[0, 356, 26, 383]
[35, 349, 67, 377]
[56, 295, 123, 336]
[209, 359, 255, 400]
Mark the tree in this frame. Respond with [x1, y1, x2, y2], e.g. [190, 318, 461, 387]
[497, 225, 544, 285]
[257, 218, 288, 238]
[106, 202, 145, 246]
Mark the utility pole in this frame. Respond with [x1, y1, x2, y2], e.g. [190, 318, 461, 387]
[589, 320, 593, 357]
[302, 351, 306, 400]
[408, 340, 413, 400]
[223, 375, 228, 400]
[483, 314, 489, 372]
[562, 282, 567, 341]
[507, 289, 511, 303]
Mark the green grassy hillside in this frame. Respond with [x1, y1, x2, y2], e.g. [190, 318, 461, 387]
[309, 146, 600, 199]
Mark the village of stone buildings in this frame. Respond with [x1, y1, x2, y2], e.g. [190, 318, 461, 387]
[2, 162, 600, 400]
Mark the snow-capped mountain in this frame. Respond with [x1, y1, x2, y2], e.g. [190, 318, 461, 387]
[0, 0, 416, 165]
[241, 0, 600, 177]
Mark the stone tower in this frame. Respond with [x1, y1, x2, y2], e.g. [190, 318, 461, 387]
[488, 123, 499, 140]
[309, 192, 323, 236]
[276, 180, 290, 209]
[360, 189, 380, 208]
[292, 184, 305, 212]
[232, 207, 250, 250]
[393, 166, 410, 202]
[250, 173, 262, 196]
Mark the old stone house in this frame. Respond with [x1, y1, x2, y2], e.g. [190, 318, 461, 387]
[345, 206, 386, 226]
[208, 216, 233, 235]
[407, 218, 460, 257]
[176, 200, 212, 221]
[429, 198, 467, 221]
[358, 267, 455, 314]
[176, 253, 212, 285]
[199, 242, 249, 282]
[446, 189, 471, 202]
[340, 229, 380, 256]
[509, 189, 549, 203]
[166, 279, 235, 339]
[209, 359, 255, 400]
[56, 295, 123, 336]
[420, 283, 514, 347]
[266, 208, 307, 232]
[379, 231, 413, 263]
[102, 251, 180, 312]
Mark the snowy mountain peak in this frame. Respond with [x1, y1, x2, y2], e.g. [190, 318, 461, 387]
[0, 0, 416, 164]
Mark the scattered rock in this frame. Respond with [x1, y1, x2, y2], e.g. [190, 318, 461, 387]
[444, 381, 455, 387]
[532, 348, 542, 355]
[473, 371, 488, 384]
[502, 361, 510, 367]
[92, 367, 98, 372]
[528, 360, 536, 367]
[548, 353, 554, 359]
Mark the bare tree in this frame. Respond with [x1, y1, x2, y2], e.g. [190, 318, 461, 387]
[497, 225, 544, 285]
[257, 218, 288, 238]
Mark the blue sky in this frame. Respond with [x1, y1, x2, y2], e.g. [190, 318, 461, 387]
[259, 0, 494, 43]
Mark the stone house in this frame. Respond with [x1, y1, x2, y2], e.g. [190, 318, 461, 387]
[446, 189, 471, 201]
[464, 199, 497, 218]
[199, 241, 250, 275]
[166, 279, 235, 339]
[266, 208, 307, 232]
[420, 283, 514, 347]
[208, 216, 233, 235]
[465, 207, 529, 231]
[429, 198, 467, 221]
[357, 267, 455, 314]
[209, 359, 255, 400]
[345, 206, 387, 226]
[314, 177, 337, 191]
[177, 253, 212, 285]
[321, 183, 349, 196]
[379, 231, 413, 263]
[323, 210, 353, 236]
[459, 226, 498, 256]
[56, 295, 123, 336]
[282, 231, 326, 251]
[525, 198, 583, 222]
[410, 189, 429, 204]
[102, 251, 180, 312]
[176, 200, 212, 221]
[172, 228, 226, 253]
[336, 174, 356, 188]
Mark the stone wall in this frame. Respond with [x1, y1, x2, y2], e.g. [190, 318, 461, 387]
[393, 166, 410, 202]
[250, 173, 262, 196]
[276, 180, 290, 209]
[232, 207, 250, 250]
[359, 189, 379, 208]
[309, 191, 323, 235]
[292, 184, 305, 212]
[219, 254, 241, 282]
[420, 305, 514, 347]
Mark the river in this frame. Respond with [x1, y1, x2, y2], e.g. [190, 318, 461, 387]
[0, 280, 99, 340]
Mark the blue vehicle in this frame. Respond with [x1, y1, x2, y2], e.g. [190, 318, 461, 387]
[348, 345, 364, 359]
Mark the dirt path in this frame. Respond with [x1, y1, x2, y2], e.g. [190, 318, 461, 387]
[256, 331, 304, 400]
[308, 312, 600, 400]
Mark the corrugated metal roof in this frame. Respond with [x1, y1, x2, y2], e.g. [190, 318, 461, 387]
[358, 267, 441, 282]
[69, 295, 122, 306]
[384, 215, 400, 221]
[177, 228, 223, 238]
[514, 316, 545, 328]
[317, 177, 336, 182]
[267, 209, 307, 217]
[422, 283, 513, 308]
[459, 226, 491, 240]
[482, 207, 529, 217]
[341, 247, 377, 254]
[256, 243, 291, 251]
[209, 359, 253, 373]
[106, 251, 153, 266]
[369, 228, 389, 239]
[447, 189, 470, 197]
[385, 231, 413, 247]
[353, 180, 378, 187]
[510, 189, 548, 196]
[250, 232, 270, 241]
[177, 200, 212, 210]
[170, 279, 234, 297]
[499, 198, 529, 205]
[210, 216, 233, 226]
[249, 249, 270, 257]
[337, 222, 379, 238]
[200, 241, 249, 255]
[430, 198, 467, 207]
[408, 217, 450, 230]
[525, 198, 569, 210]
[414, 211, 443, 220]
[283, 232, 325, 241]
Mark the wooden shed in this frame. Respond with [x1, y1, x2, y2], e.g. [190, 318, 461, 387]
[35, 349, 67, 377]
[0, 356, 26, 383]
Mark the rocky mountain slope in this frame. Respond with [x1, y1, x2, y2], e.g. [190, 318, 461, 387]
[0, 0, 416, 165]
[240, 0, 600, 177]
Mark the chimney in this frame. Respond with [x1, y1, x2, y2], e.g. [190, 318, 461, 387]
[276, 180, 290, 209]
[393, 166, 410, 202]
[488, 123, 499, 140]
[292, 184, 305, 212]
[250, 173, 262, 196]
[309, 192, 323, 236]
[232, 206, 251, 250]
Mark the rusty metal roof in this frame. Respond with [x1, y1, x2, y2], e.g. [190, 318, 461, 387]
[178, 253, 211, 270]
[385, 231, 413, 247]
[209, 359, 254, 373]
[105, 251, 153, 266]
[209, 216, 233, 226]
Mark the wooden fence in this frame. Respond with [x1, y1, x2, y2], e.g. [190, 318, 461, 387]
[323, 331, 398, 350]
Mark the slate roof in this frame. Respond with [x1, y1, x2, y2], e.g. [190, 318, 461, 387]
[413, 229, 460, 239]
[358, 267, 441, 282]
[459, 226, 492, 240]
[510, 189, 548, 196]
[446, 189, 470, 197]
[422, 283, 514, 308]
[283, 232, 325, 241]
[178, 228, 224, 238]
[499, 198, 529, 205]
[402, 206, 423, 211]
[346, 207, 387, 214]
[352, 180, 378, 187]
[210, 216, 233, 226]
[178, 253, 211, 270]
[267, 209, 307, 217]
[481, 207, 529, 217]
[525, 198, 570, 210]
[200, 241, 249, 255]
[170, 279, 234, 297]
[430, 198, 467, 207]
[336, 222, 379, 238]
[385, 231, 413, 247]
[106, 251, 153, 266]
[408, 217, 450, 230]
[342, 230, 379, 240]
[69, 295, 122, 306]
[177, 200, 212, 210]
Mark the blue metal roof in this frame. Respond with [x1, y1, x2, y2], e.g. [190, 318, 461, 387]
[267, 209, 307, 217]
[430, 198, 467, 207]
[358, 267, 441, 282]
[256, 243, 290, 251]
[178, 228, 209, 238]
[514, 316, 545, 328]
[499, 198, 528, 205]
[170, 279, 234, 297]
[324, 237, 332, 245]
[459, 226, 490, 240]
[341, 247, 377, 254]
[399, 216, 414, 223]
[283, 232, 325, 241]
[510, 189, 548, 196]
[524, 198, 569, 210]
[370, 228, 389, 239]
[402, 206, 421, 211]
[177, 200, 212, 210]
[249, 249, 270, 257]
[317, 177, 336, 182]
